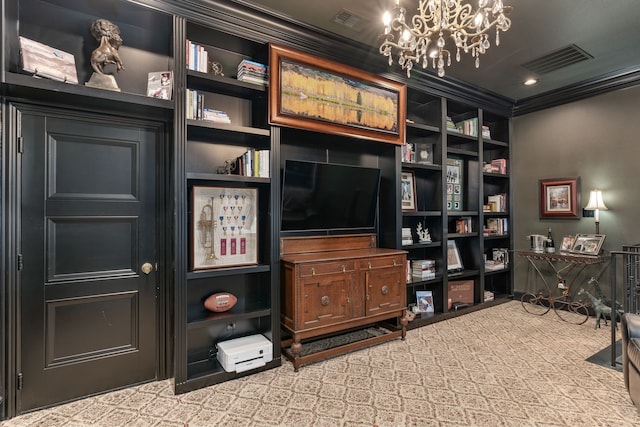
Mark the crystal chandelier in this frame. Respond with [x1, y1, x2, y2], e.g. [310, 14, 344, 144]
[380, 0, 512, 78]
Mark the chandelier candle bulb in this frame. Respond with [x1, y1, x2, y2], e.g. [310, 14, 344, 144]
[380, 0, 512, 78]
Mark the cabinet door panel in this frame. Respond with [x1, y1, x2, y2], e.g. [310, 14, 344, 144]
[364, 267, 405, 316]
[299, 273, 351, 329]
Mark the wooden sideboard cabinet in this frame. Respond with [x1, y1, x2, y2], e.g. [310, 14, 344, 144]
[280, 234, 408, 370]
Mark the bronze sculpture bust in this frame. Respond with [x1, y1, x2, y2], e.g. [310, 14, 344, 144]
[85, 19, 124, 91]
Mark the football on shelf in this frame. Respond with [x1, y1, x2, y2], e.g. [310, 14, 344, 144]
[203, 292, 237, 313]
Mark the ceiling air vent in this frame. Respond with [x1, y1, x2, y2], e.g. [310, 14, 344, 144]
[333, 9, 368, 32]
[522, 44, 593, 75]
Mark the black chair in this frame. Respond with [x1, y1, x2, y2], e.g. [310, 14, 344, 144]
[622, 313, 640, 408]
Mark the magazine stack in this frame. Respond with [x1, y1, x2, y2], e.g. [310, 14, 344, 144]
[237, 59, 267, 85]
[412, 259, 436, 280]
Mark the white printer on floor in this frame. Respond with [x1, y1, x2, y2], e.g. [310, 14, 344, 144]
[216, 334, 273, 373]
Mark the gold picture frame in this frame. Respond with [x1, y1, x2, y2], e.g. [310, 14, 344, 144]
[269, 43, 406, 145]
[190, 186, 258, 270]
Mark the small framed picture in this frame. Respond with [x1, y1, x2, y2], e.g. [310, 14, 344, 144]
[414, 143, 434, 165]
[569, 234, 606, 256]
[401, 170, 417, 211]
[539, 177, 580, 218]
[147, 71, 173, 100]
[560, 235, 575, 252]
[447, 240, 464, 272]
[416, 290, 434, 313]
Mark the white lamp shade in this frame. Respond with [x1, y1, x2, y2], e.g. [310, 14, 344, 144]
[584, 190, 608, 211]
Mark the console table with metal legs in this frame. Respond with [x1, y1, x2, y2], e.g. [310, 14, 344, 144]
[517, 251, 609, 324]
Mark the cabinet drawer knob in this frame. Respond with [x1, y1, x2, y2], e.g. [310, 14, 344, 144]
[393, 259, 397, 267]
[342, 264, 346, 272]
[321, 295, 330, 306]
[368, 261, 372, 269]
[311, 267, 316, 276]
[381, 285, 389, 295]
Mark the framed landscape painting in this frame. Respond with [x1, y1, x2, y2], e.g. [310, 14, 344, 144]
[269, 43, 406, 145]
[539, 177, 580, 218]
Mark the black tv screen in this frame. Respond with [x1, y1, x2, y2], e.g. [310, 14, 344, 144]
[281, 160, 381, 232]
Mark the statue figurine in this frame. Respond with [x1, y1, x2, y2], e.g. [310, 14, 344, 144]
[85, 19, 125, 91]
[416, 222, 432, 243]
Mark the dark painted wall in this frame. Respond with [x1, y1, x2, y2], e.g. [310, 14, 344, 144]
[512, 83, 640, 296]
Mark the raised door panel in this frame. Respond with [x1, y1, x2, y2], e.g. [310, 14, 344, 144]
[298, 272, 351, 330]
[363, 259, 405, 316]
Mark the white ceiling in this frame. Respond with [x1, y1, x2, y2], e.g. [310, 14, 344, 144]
[243, 0, 640, 102]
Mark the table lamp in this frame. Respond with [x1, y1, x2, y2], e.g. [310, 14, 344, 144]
[584, 189, 607, 234]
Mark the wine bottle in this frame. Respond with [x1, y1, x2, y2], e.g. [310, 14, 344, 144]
[545, 227, 555, 253]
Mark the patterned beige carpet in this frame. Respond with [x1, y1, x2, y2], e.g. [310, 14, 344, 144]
[2, 300, 639, 426]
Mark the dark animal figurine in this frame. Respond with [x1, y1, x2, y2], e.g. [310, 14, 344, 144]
[89, 19, 124, 74]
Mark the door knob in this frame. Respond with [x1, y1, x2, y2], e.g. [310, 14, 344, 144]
[141, 262, 153, 275]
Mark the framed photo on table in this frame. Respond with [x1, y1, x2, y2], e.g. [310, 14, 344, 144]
[539, 177, 580, 218]
[401, 170, 417, 211]
[190, 186, 258, 270]
[569, 234, 606, 255]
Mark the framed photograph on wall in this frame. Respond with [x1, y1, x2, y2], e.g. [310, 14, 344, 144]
[447, 240, 464, 272]
[569, 234, 606, 256]
[190, 186, 258, 270]
[539, 177, 581, 218]
[401, 170, 417, 211]
[269, 43, 406, 145]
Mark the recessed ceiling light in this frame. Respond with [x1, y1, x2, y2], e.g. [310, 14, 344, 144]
[524, 78, 538, 86]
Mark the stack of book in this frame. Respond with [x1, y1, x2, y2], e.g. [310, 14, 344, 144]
[402, 228, 413, 246]
[455, 217, 473, 234]
[412, 259, 436, 280]
[483, 158, 508, 174]
[237, 59, 267, 85]
[202, 109, 231, 124]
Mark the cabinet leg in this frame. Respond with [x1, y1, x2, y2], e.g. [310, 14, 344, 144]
[400, 316, 408, 340]
[291, 340, 302, 372]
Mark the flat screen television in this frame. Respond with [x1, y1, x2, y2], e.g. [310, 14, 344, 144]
[281, 160, 381, 232]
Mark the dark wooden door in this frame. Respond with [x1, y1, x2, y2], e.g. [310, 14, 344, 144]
[18, 107, 159, 413]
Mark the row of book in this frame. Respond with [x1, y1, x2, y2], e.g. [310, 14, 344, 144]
[237, 59, 267, 85]
[233, 149, 270, 178]
[186, 89, 232, 123]
[186, 40, 209, 73]
[447, 116, 492, 139]
[484, 218, 508, 236]
[483, 158, 508, 174]
[486, 193, 507, 212]
[454, 217, 473, 234]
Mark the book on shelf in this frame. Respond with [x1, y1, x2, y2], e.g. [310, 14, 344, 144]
[483, 158, 507, 174]
[446, 116, 458, 132]
[186, 39, 209, 73]
[482, 125, 491, 139]
[202, 109, 231, 124]
[487, 193, 507, 212]
[484, 218, 508, 236]
[454, 117, 478, 137]
[455, 217, 473, 234]
[237, 59, 267, 85]
[412, 259, 436, 280]
[234, 149, 270, 178]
